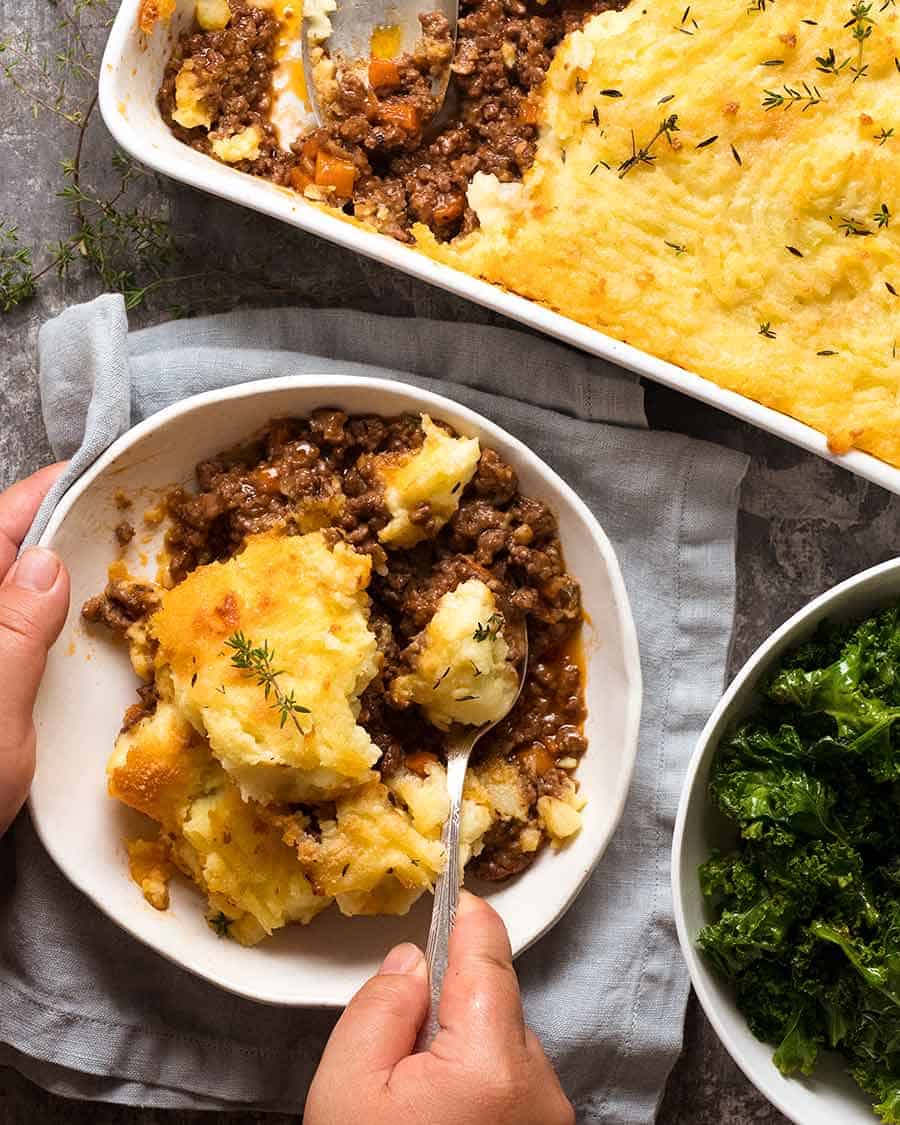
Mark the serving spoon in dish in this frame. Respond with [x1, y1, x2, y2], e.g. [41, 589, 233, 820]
[414, 615, 529, 1051]
[302, 0, 459, 127]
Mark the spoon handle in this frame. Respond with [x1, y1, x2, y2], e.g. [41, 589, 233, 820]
[414, 743, 470, 1051]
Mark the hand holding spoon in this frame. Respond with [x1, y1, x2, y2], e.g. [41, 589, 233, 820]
[414, 615, 529, 1051]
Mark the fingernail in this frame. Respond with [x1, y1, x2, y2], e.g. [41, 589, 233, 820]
[379, 943, 424, 975]
[12, 548, 61, 592]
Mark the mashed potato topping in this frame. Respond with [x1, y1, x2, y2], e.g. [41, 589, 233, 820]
[417, 0, 900, 468]
[391, 578, 520, 729]
[148, 531, 380, 803]
[282, 756, 528, 918]
[375, 415, 481, 547]
[110, 706, 542, 933]
[109, 702, 331, 943]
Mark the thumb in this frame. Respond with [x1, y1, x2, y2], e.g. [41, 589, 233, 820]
[434, 890, 527, 1054]
[0, 547, 70, 831]
[319, 943, 428, 1078]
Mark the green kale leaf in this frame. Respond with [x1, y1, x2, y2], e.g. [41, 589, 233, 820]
[697, 603, 900, 1122]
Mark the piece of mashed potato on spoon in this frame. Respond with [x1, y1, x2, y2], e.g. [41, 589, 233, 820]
[391, 578, 519, 729]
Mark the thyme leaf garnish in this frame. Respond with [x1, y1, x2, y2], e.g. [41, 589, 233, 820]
[815, 47, 850, 74]
[763, 82, 824, 111]
[874, 203, 891, 228]
[432, 666, 451, 690]
[758, 322, 777, 338]
[838, 215, 872, 236]
[208, 912, 232, 938]
[847, 1, 874, 82]
[473, 614, 503, 642]
[226, 632, 311, 730]
[618, 114, 680, 177]
[665, 240, 687, 255]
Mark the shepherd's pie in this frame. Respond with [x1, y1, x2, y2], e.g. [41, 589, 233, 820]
[84, 411, 588, 943]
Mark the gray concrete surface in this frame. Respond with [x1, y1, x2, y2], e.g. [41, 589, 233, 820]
[3, 0, 899, 1119]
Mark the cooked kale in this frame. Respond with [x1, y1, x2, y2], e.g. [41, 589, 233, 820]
[698, 606, 900, 1122]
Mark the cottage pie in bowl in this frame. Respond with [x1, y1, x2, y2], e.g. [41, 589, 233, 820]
[83, 410, 589, 945]
[148, 0, 900, 469]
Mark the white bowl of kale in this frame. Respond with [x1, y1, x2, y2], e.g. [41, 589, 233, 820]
[673, 558, 900, 1125]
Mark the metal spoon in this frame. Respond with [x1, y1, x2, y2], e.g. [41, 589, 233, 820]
[302, 0, 459, 127]
[414, 617, 529, 1052]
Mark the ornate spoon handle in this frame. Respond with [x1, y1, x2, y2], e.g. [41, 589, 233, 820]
[414, 741, 470, 1051]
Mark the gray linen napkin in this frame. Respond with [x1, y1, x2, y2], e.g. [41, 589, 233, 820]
[1, 294, 748, 1124]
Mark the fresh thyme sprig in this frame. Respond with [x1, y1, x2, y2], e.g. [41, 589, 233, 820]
[0, 225, 38, 312]
[762, 82, 825, 111]
[225, 632, 311, 730]
[758, 321, 777, 338]
[0, 0, 195, 312]
[838, 215, 873, 236]
[0, 0, 313, 315]
[874, 203, 891, 228]
[618, 114, 680, 177]
[847, 1, 875, 81]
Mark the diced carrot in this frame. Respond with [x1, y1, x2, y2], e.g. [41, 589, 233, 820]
[314, 150, 357, 197]
[405, 751, 440, 778]
[379, 100, 420, 133]
[288, 165, 310, 191]
[250, 466, 283, 494]
[519, 742, 555, 778]
[432, 195, 465, 226]
[369, 58, 401, 92]
[518, 94, 542, 124]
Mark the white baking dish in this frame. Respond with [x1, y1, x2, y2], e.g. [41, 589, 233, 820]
[98, 0, 900, 496]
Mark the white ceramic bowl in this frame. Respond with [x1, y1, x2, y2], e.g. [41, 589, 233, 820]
[32, 375, 642, 1007]
[673, 557, 900, 1125]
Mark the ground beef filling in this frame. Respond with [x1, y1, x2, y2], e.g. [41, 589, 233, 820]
[82, 578, 161, 634]
[158, 0, 625, 241]
[87, 411, 586, 881]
